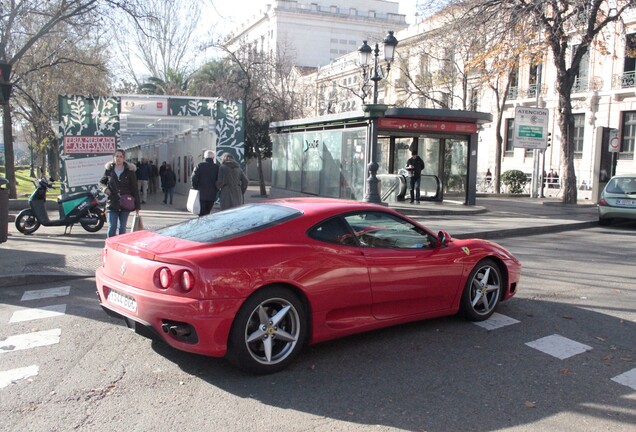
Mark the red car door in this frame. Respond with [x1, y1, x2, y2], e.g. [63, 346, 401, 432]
[363, 245, 464, 320]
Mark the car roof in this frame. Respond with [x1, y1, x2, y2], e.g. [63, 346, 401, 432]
[263, 197, 391, 218]
[610, 173, 636, 179]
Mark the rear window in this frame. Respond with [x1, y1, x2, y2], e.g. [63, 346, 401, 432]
[606, 177, 636, 194]
[156, 204, 301, 243]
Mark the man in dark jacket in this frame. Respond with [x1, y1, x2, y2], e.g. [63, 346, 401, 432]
[191, 150, 220, 216]
[405, 149, 425, 203]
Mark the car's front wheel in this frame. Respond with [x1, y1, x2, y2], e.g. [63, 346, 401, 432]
[460, 259, 502, 321]
[227, 286, 307, 374]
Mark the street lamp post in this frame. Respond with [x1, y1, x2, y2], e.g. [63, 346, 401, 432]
[358, 31, 398, 204]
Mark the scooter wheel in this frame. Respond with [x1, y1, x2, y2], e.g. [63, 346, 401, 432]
[81, 208, 105, 233]
[15, 209, 41, 234]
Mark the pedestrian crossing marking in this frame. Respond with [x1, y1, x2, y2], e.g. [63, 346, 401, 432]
[21, 286, 70, 302]
[0, 365, 39, 389]
[473, 312, 520, 330]
[611, 368, 636, 391]
[525, 334, 592, 359]
[0, 329, 62, 354]
[9, 304, 67, 323]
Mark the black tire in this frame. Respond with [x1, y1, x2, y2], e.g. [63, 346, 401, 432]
[226, 286, 307, 374]
[460, 259, 502, 321]
[81, 208, 106, 232]
[15, 209, 40, 234]
[598, 217, 610, 226]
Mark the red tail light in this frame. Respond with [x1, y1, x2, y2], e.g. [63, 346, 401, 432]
[159, 268, 173, 288]
[101, 248, 107, 267]
[180, 270, 195, 292]
[598, 199, 608, 206]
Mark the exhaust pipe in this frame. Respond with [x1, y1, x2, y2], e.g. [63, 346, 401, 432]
[169, 325, 191, 338]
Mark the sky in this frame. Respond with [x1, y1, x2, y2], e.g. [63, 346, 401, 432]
[205, 0, 420, 34]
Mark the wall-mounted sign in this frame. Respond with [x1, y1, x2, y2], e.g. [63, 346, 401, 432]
[120, 97, 168, 115]
[378, 118, 477, 134]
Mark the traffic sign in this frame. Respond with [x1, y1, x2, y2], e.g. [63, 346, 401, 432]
[513, 106, 549, 149]
[608, 128, 620, 153]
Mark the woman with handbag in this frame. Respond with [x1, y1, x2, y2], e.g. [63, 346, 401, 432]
[99, 148, 141, 237]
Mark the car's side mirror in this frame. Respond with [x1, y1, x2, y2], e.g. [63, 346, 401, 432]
[437, 230, 452, 246]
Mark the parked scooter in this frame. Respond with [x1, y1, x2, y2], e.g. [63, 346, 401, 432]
[15, 177, 106, 235]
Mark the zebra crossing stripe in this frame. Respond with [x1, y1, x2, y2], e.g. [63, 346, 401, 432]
[0, 329, 62, 354]
[611, 368, 636, 391]
[21, 286, 70, 302]
[525, 334, 593, 360]
[0, 365, 39, 389]
[9, 304, 67, 323]
[473, 312, 520, 330]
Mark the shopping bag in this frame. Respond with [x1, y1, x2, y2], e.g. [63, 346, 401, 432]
[132, 214, 144, 232]
[186, 189, 200, 214]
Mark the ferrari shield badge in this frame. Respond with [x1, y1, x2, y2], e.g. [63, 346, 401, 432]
[462, 247, 470, 256]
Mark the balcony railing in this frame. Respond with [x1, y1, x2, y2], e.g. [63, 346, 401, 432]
[614, 70, 636, 89]
[572, 76, 589, 93]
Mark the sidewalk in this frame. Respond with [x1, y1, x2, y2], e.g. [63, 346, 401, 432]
[0, 186, 599, 288]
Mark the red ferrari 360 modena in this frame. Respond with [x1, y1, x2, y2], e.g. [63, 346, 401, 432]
[96, 198, 521, 374]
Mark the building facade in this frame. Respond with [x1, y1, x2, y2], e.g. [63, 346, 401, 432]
[224, 0, 408, 68]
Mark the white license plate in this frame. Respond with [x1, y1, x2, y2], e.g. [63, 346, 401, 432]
[107, 289, 137, 312]
[615, 199, 636, 206]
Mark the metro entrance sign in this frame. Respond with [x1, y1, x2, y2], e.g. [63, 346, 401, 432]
[513, 106, 549, 149]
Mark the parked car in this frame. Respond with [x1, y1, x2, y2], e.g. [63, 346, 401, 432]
[598, 174, 636, 226]
[96, 198, 521, 374]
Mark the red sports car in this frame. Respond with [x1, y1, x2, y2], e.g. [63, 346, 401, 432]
[96, 198, 521, 374]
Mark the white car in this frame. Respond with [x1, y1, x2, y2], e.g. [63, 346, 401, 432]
[598, 174, 636, 226]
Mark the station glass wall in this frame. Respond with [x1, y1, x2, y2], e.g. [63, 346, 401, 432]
[272, 127, 367, 199]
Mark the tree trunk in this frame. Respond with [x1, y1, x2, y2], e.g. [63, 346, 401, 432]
[557, 88, 577, 204]
[2, 104, 17, 199]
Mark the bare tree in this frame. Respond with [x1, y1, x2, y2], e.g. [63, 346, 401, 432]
[419, 0, 636, 204]
[1, 0, 145, 198]
[13, 22, 111, 180]
[112, 0, 201, 88]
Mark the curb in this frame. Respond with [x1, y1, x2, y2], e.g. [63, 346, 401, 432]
[454, 221, 598, 240]
[0, 273, 92, 289]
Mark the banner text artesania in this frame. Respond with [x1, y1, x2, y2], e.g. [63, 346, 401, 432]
[64, 136, 116, 154]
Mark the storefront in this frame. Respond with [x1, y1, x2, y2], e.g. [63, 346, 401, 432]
[270, 108, 492, 205]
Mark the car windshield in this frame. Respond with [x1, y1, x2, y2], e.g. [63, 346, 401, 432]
[156, 204, 301, 243]
[606, 177, 636, 194]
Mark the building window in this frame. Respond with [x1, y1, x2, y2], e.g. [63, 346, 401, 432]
[507, 65, 519, 99]
[620, 111, 636, 157]
[621, 34, 636, 88]
[573, 113, 585, 158]
[505, 118, 514, 155]
[528, 62, 541, 98]
[572, 44, 590, 92]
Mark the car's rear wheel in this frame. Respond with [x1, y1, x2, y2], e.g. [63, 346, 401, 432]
[460, 259, 502, 321]
[227, 286, 307, 374]
[598, 217, 611, 226]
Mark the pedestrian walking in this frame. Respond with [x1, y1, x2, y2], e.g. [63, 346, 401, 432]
[159, 161, 167, 190]
[405, 150, 425, 203]
[191, 150, 220, 216]
[161, 164, 177, 205]
[217, 153, 248, 211]
[149, 160, 159, 194]
[136, 158, 151, 203]
[99, 148, 141, 237]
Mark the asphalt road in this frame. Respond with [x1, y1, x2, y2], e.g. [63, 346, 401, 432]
[0, 227, 634, 432]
